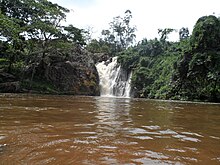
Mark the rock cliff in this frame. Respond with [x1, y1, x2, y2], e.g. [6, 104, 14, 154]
[0, 47, 100, 96]
[32, 48, 100, 95]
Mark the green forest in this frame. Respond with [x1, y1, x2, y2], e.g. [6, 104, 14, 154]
[0, 0, 220, 102]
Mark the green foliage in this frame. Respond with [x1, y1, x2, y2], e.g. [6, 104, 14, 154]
[137, 38, 164, 56]
[0, 58, 9, 70]
[100, 10, 136, 53]
[0, 0, 86, 74]
[0, 0, 91, 95]
[1, 0, 220, 102]
[64, 25, 86, 45]
[190, 15, 220, 51]
[118, 38, 164, 70]
[179, 27, 189, 40]
[117, 48, 139, 69]
[170, 15, 220, 102]
[118, 37, 180, 99]
[87, 39, 115, 55]
[0, 12, 21, 41]
[117, 15, 220, 102]
[158, 28, 175, 41]
[21, 80, 57, 93]
[132, 52, 179, 98]
[86, 10, 136, 56]
[174, 51, 220, 101]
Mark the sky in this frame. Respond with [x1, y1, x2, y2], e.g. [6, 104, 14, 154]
[50, 0, 220, 42]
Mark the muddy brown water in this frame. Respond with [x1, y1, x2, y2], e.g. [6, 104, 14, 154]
[0, 94, 220, 164]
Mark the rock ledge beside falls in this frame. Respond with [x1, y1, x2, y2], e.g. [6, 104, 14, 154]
[0, 49, 100, 96]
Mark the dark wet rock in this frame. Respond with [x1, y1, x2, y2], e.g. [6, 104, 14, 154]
[0, 81, 20, 93]
[44, 61, 100, 95]
[91, 53, 110, 64]
[24, 49, 100, 96]
[0, 144, 7, 153]
[0, 72, 17, 83]
[0, 72, 20, 93]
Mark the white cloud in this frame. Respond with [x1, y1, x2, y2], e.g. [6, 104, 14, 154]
[50, 0, 220, 41]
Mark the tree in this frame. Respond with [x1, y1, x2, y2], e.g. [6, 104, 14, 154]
[0, 0, 71, 71]
[0, 11, 24, 72]
[64, 25, 86, 46]
[83, 26, 94, 44]
[190, 15, 220, 51]
[179, 27, 189, 40]
[0, 0, 86, 61]
[0, 0, 87, 86]
[136, 38, 163, 56]
[170, 15, 220, 102]
[101, 10, 136, 53]
[158, 28, 176, 50]
[158, 28, 175, 42]
[86, 38, 113, 54]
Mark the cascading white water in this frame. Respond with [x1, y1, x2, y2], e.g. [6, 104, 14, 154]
[96, 57, 120, 96]
[96, 57, 132, 97]
[123, 72, 132, 97]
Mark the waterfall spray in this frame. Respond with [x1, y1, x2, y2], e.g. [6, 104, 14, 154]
[96, 57, 132, 97]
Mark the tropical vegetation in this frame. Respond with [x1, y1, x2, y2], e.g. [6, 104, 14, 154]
[0, 0, 219, 102]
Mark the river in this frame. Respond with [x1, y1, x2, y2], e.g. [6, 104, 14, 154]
[0, 94, 220, 164]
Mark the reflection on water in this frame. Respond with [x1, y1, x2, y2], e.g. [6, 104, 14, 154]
[0, 94, 220, 164]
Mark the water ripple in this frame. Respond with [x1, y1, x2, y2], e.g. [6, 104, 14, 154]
[172, 134, 201, 142]
[142, 125, 161, 130]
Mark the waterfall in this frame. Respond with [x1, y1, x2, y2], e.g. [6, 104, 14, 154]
[96, 57, 132, 97]
[124, 72, 132, 97]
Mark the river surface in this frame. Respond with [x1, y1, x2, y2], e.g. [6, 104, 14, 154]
[0, 94, 220, 165]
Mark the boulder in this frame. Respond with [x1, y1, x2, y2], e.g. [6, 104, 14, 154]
[0, 72, 20, 93]
[31, 50, 100, 96]
[0, 81, 20, 93]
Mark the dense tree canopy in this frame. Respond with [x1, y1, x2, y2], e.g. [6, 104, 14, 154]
[0, 0, 219, 102]
[117, 15, 220, 102]
[87, 10, 136, 55]
[0, 0, 86, 72]
[190, 15, 220, 51]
